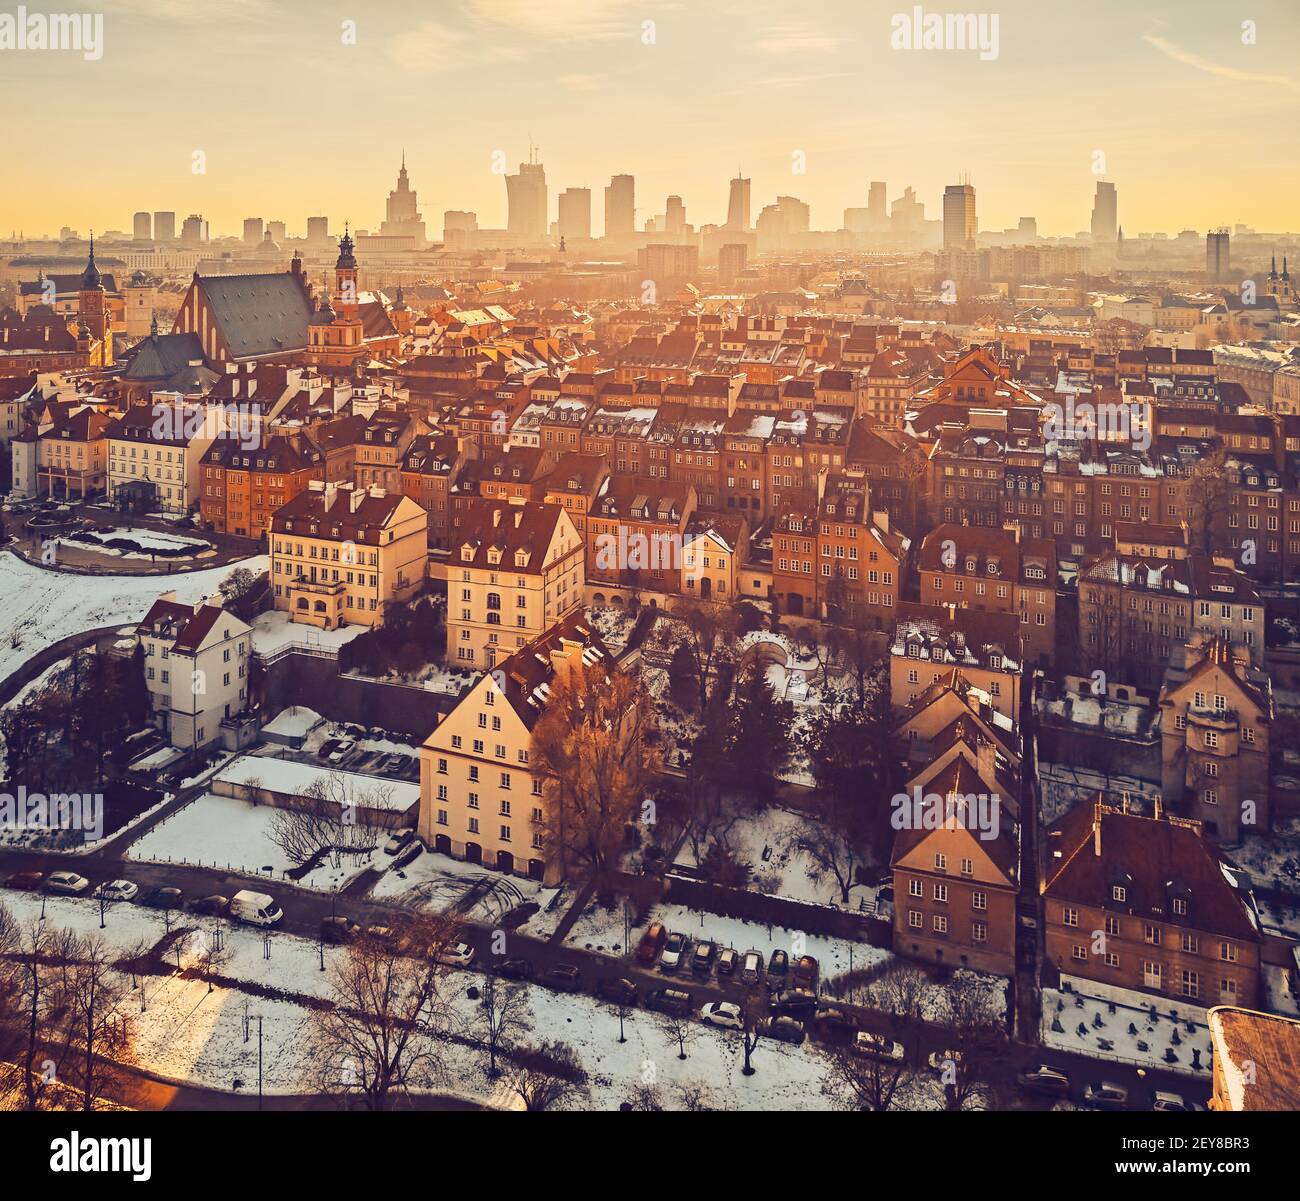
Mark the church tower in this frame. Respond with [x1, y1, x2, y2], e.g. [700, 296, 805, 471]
[79, 233, 107, 340]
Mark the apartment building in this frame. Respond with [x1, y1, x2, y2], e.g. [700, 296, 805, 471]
[446, 499, 584, 669]
[270, 481, 427, 629]
[135, 591, 252, 751]
[418, 613, 617, 884]
[106, 402, 214, 515]
[199, 431, 325, 539]
[1042, 800, 1262, 1009]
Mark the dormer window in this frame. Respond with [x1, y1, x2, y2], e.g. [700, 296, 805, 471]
[461, 546, 475, 562]
[1112, 886, 1126, 903]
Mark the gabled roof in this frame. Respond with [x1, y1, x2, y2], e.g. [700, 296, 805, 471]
[196, 272, 314, 360]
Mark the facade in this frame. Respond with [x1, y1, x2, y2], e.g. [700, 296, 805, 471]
[106, 402, 215, 515]
[135, 592, 252, 751]
[447, 499, 585, 669]
[200, 432, 326, 540]
[418, 613, 617, 884]
[1042, 800, 1262, 1009]
[270, 481, 428, 629]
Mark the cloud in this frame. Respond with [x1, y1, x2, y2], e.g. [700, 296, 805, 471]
[1143, 32, 1298, 93]
[723, 71, 850, 96]
[464, 0, 644, 43]
[752, 20, 840, 57]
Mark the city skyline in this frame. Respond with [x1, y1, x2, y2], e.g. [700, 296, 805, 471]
[1, 0, 1297, 238]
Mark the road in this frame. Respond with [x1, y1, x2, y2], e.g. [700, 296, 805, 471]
[0, 835, 1212, 1112]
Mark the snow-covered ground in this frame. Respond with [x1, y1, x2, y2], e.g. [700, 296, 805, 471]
[586, 605, 636, 650]
[371, 847, 561, 926]
[1227, 818, 1300, 896]
[0, 889, 929, 1109]
[60, 527, 213, 559]
[262, 705, 324, 743]
[1038, 761, 1161, 825]
[1041, 986, 1214, 1079]
[214, 752, 420, 812]
[0, 550, 266, 683]
[250, 610, 364, 657]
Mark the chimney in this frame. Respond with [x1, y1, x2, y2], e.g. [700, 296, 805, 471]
[350, 486, 365, 514]
[322, 480, 339, 511]
[493, 508, 503, 527]
[873, 509, 889, 535]
[1153, 792, 1163, 822]
[515, 509, 524, 528]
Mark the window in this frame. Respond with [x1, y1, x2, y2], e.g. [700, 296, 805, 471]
[1063, 907, 1079, 927]
[1172, 898, 1187, 916]
[1219, 942, 1238, 963]
[934, 853, 947, 871]
[932, 914, 948, 934]
[972, 922, 988, 944]
[1179, 970, 1199, 999]
[908, 910, 923, 929]
[909, 879, 923, 898]
[1144, 925, 1162, 946]
[972, 891, 987, 911]
[1072, 945, 1088, 962]
[932, 883, 948, 903]
[1112, 886, 1127, 903]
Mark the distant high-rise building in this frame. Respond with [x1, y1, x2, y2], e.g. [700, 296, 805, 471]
[379, 152, 427, 247]
[557, 188, 592, 241]
[243, 217, 264, 245]
[1018, 216, 1038, 241]
[307, 216, 329, 243]
[1091, 181, 1118, 243]
[267, 221, 286, 245]
[132, 211, 152, 241]
[844, 208, 871, 234]
[180, 214, 207, 246]
[726, 174, 751, 231]
[719, 242, 747, 288]
[506, 150, 548, 243]
[665, 195, 686, 236]
[891, 187, 924, 244]
[776, 196, 810, 234]
[153, 211, 176, 242]
[444, 211, 478, 235]
[1207, 229, 1231, 281]
[942, 182, 977, 251]
[605, 174, 636, 240]
[868, 181, 887, 226]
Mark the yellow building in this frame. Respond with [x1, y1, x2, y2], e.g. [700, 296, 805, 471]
[106, 401, 215, 514]
[418, 613, 615, 883]
[270, 481, 427, 629]
[447, 499, 585, 670]
[37, 406, 111, 500]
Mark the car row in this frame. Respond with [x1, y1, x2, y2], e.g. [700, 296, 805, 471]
[1016, 1063, 1203, 1112]
[636, 922, 819, 990]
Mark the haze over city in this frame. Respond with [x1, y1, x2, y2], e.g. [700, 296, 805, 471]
[2, 0, 1298, 238]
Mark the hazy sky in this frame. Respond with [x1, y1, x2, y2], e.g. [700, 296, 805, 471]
[1, 0, 1297, 239]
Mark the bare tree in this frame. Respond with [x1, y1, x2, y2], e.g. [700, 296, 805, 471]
[506, 1040, 589, 1111]
[822, 1041, 915, 1112]
[656, 1010, 699, 1061]
[307, 913, 458, 1110]
[621, 1078, 664, 1111]
[473, 975, 533, 1079]
[268, 772, 393, 869]
[930, 971, 1007, 1111]
[64, 934, 131, 1111]
[672, 598, 739, 709]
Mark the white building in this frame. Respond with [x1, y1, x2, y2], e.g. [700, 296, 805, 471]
[135, 591, 252, 751]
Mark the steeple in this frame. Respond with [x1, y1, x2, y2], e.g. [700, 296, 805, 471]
[336, 223, 357, 270]
[81, 232, 102, 291]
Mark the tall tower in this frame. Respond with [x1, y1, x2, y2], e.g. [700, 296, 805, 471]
[506, 146, 548, 243]
[335, 225, 359, 316]
[379, 151, 427, 247]
[557, 188, 592, 241]
[604, 174, 636, 240]
[726, 173, 751, 231]
[78, 233, 107, 340]
[942, 180, 977, 251]
[1206, 229, 1231, 282]
[1091, 181, 1118, 243]
[867, 181, 887, 226]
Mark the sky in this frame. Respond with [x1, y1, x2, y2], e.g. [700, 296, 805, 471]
[0, 0, 1297, 240]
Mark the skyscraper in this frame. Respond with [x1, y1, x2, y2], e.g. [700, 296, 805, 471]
[1091, 181, 1118, 243]
[943, 182, 977, 251]
[379, 152, 427, 247]
[869, 181, 888, 222]
[243, 217, 264, 245]
[132, 211, 152, 241]
[665, 195, 686, 236]
[604, 174, 635, 240]
[153, 211, 175, 242]
[726, 174, 751, 231]
[307, 216, 329, 243]
[506, 151, 548, 243]
[1207, 229, 1231, 281]
[558, 188, 592, 241]
[180, 214, 207, 245]
[719, 242, 747, 288]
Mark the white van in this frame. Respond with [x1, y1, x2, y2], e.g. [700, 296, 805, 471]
[229, 889, 283, 927]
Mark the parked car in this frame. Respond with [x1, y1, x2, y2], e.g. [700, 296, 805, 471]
[434, 941, 476, 968]
[700, 1001, 744, 1031]
[364, 924, 394, 944]
[139, 886, 183, 909]
[792, 955, 819, 991]
[327, 739, 355, 765]
[545, 963, 583, 992]
[1083, 1081, 1130, 1111]
[853, 1032, 906, 1062]
[659, 931, 689, 972]
[815, 1005, 857, 1037]
[187, 894, 228, 916]
[499, 901, 538, 930]
[766, 949, 789, 988]
[1017, 1064, 1072, 1097]
[716, 947, 739, 977]
[596, 977, 637, 1006]
[45, 871, 90, 895]
[691, 940, 717, 975]
[740, 949, 763, 985]
[636, 921, 668, 966]
[383, 828, 416, 855]
[389, 840, 423, 870]
[93, 880, 139, 902]
[769, 990, 818, 1020]
[4, 871, 43, 890]
[1151, 1090, 1193, 1113]
[763, 1016, 806, 1045]
[320, 916, 361, 944]
[494, 958, 533, 981]
[645, 988, 692, 1017]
